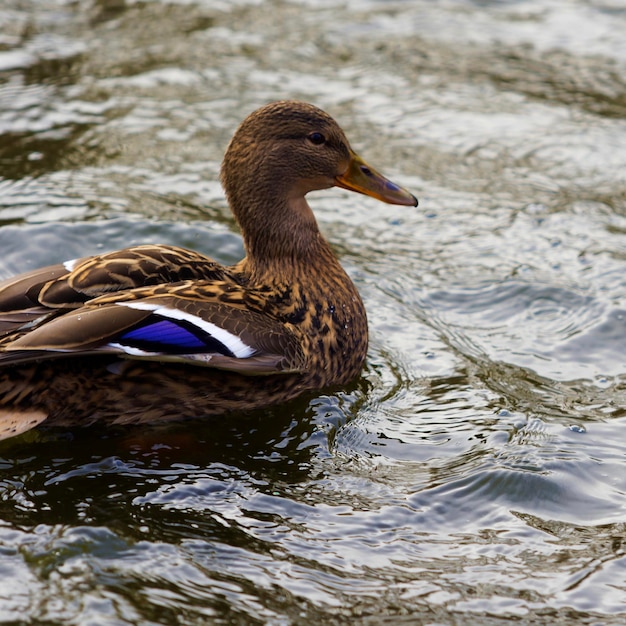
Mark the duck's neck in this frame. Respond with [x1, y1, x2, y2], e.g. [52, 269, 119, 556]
[236, 196, 341, 283]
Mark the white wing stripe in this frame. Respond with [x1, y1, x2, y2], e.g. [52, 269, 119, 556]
[108, 343, 158, 357]
[63, 258, 79, 272]
[116, 302, 255, 358]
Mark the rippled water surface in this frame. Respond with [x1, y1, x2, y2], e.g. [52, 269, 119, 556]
[1, 0, 626, 623]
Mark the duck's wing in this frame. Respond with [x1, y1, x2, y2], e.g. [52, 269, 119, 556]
[0, 265, 69, 334]
[0, 245, 229, 337]
[0, 266, 305, 375]
[0, 244, 306, 376]
[1, 290, 305, 375]
[40, 244, 229, 303]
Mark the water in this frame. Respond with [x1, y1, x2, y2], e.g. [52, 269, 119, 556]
[1, 0, 626, 623]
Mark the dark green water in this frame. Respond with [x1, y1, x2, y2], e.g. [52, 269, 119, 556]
[1, 0, 626, 623]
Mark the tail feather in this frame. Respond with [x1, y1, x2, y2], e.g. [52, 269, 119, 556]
[0, 408, 48, 441]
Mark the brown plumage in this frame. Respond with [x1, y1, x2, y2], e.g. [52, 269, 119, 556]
[0, 101, 417, 440]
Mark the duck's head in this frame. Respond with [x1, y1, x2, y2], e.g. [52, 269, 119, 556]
[220, 101, 417, 261]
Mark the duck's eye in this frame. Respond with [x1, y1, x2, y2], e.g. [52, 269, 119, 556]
[307, 132, 326, 146]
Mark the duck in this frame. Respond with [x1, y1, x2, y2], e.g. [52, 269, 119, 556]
[0, 100, 417, 441]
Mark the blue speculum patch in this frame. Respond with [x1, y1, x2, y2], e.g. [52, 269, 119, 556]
[121, 319, 207, 350]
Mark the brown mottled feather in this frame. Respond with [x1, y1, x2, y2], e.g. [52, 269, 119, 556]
[0, 101, 417, 440]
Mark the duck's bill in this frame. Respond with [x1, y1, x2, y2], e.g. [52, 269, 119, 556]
[335, 150, 418, 207]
